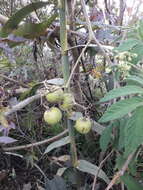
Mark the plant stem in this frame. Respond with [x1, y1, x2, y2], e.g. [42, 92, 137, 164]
[59, 0, 78, 167]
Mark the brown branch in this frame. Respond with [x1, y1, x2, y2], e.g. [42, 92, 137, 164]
[3, 129, 68, 151]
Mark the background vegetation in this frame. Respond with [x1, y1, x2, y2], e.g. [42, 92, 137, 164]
[0, 0, 143, 189]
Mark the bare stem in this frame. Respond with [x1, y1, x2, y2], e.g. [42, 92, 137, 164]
[92, 150, 113, 190]
[59, 0, 78, 167]
[4, 129, 68, 151]
[81, 0, 112, 65]
[65, 39, 91, 88]
[105, 152, 135, 190]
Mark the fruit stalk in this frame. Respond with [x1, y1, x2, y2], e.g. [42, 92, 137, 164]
[59, 0, 78, 167]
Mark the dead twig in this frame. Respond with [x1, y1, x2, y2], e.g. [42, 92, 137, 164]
[105, 152, 135, 190]
[4, 129, 68, 151]
[92, 150, 113, 190]
[81, 0, 112, 65]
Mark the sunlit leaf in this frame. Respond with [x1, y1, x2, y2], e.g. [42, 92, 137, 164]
[100, 85, 143, 102]
[99, 97, 143, 123]
[114, 39, 140, 52]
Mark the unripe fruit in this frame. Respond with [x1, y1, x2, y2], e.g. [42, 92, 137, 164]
[74, 117, 92, 134]
[60, 93, 74, 111]
[46, 89, 64, 103]
[44, 107, 62, 125]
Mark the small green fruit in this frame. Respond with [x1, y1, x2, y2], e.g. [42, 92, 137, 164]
[60, 93, 74, 111]
[46, 89, 64, 103]
[44, 107, 62, 125]
[74, 117, 92, 134]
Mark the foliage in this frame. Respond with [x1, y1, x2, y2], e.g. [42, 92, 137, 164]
[1, 0, 143, 190]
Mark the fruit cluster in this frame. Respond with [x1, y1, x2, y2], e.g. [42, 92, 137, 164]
[43, 88, 92, 134]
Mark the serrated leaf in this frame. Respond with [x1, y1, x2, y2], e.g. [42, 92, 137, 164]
[124, 106, 143, 156]
[0, 2, 49, 37]
[99, 97, 143, 123]
[44, 136, 70, 154]
[121, 173, 143, 190]
[100, 124, 113, 151]
[76, 160, 110, 184]
[100, 85, 143, 102]
[114, 39, 140, 52]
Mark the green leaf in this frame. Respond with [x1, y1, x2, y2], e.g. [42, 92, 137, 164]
[100, 124, 113, 151]
[12, 13, 57, 39]
[0, 2, 49, 37]
[100, 85, 143, 102]
[118, 119, 127, 150]
[126, 76, 143, 87]
[114, 39, 140, 52]
[124, 106, 143, 156]
[44, 136, 70, 154]
[77, 160, 110, 184]
[99, 97, 143, 123]
[121, 173, 143, 190]
[116, 155, 137, 176]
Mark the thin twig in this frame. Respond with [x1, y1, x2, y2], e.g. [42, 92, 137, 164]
[65, 39, 91, 88]
[105, 152, 135, 190]
[92, 150, 113, 190]
[3, 129, 68, 151]
[67, 44, 114, 51]
[81, 0, 112, 65]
